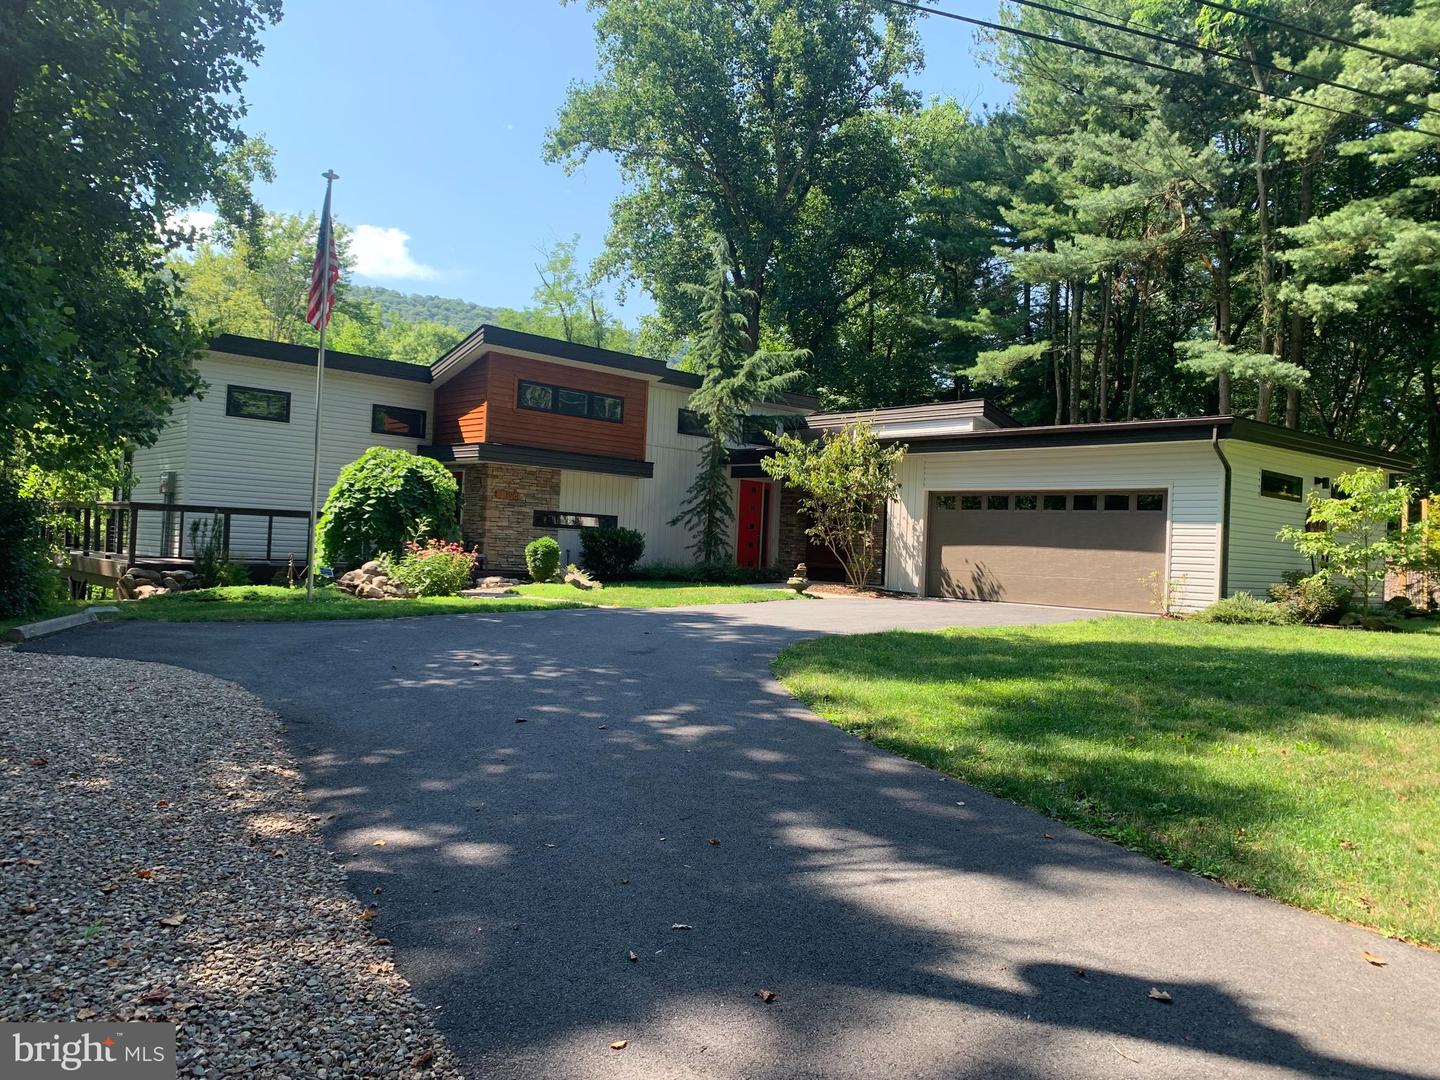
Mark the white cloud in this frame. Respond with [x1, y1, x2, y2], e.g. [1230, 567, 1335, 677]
[166, 208, 218, 239]
[349, 224, 439, 281]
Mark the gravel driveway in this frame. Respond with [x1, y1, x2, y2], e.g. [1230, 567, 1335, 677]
[19, 598, 1440, 1080]
[0, 651, 460, 1078]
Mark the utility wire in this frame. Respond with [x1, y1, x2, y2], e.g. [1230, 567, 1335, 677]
[1011, 0, 1440, 121]
[880, 0, 1440, 140]
[1190, 0, 1440, 76]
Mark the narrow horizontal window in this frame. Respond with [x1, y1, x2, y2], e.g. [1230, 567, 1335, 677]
[677, 408, 708, 437]
[517, 379, 624, 424]
[1137, 493, 1165, 512]
[1260, 470, 1303, 502]
[959, 495, 983, 510]
[1014, 494, 1038, 510]
[1042, 494, 1067, 511]
[226, 385, 290, 423]
[372, 404, 426, 438]
[934, 494, 957, 511]
[986, 494, 1009, 511]
[1104, 494, 1131, 511]
[1072, 494, 1098, 511]
[533, 510, 619, 529]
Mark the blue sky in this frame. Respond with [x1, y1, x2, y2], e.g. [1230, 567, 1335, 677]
[230, 1, 1010, 322]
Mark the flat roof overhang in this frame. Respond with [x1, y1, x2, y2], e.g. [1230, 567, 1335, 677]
[420, 442, 655, 478]
[727, 415, 1413, 471]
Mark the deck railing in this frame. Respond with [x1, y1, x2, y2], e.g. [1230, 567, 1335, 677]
[58, 501, 313, 564]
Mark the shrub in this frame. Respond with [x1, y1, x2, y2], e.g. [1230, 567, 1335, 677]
[525, 536, 561, 583]
[217, 560, 252, 587]
[382, 538, 478, 597]
[0, 473, 57, 618]
[1192, 591, 1299, 625]
[317, 448, 458, 568]
[580, 526, 645, 579]
[1269, 571, 1351, 624]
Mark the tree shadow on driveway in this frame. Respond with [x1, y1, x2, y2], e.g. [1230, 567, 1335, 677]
[23, 606, 1440, 1079]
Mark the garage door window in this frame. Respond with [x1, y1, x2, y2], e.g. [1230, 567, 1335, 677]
[1014, 494, 1038, 510]
[1072, 494, 1098, 510]
[935, 495, 957, 511]
[1043, 494, 1067, 510]
[1137, 493, 1165, 511]
[1104, 494, 1131, 511]
[987, 494, 1009, 510]
[960, 495, 982, 510]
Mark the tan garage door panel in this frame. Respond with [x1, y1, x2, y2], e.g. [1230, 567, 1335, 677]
[926, 492, 1166, 612]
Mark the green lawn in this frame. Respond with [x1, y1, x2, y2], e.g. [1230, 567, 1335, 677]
[0, 598, 91, 638]
[773, 617, 1440, 947]
[513, 580, 795, 607]
[110, 585, 583, 622]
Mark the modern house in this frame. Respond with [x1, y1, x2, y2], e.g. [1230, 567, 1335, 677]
[125, 325, 1410, 614]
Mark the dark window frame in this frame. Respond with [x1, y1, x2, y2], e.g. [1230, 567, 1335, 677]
[1260, 470, 1304, 502]
[371, 403, 427, 439]
[516, 378, 624, 424]
[677, 408, 708, 438]
[225, 384, 291, 424]
[533, 510, 619, 530]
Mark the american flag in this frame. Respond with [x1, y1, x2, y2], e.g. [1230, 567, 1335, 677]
[306, 178, 339, 330]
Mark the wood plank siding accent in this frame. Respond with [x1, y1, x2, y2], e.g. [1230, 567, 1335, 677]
[435, 352, 649, 460]
[433, 358, 488, 444]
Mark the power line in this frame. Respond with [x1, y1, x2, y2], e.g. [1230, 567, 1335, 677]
[1190, 0, 1440, 76]
[1011, 0, 1440, 121]
[881, 0, 1440, 140]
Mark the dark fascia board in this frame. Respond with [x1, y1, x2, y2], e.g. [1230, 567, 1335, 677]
[209, 334, 431, 383]
[431, 324, 676, 384]
[1228, 417, 1413, 470]
[807, 397, 1019, 429]
[420, 441, 655, 478]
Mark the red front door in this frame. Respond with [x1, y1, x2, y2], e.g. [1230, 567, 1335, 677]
[737, 480, 766, 568]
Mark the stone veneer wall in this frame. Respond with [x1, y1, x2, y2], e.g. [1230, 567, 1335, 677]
[458, 462, 562, 574]
[777, 484, 809, 571]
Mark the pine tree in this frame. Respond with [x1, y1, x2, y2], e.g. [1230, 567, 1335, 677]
[670, 237, 806, 563]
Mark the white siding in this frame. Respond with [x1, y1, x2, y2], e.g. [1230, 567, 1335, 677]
[559, 384, 720, 564]
[1221, 439, 1391, 598]
[166, 351, 433, 560]
[130, 395, 192, 556]
[885, 441, 1226, 613]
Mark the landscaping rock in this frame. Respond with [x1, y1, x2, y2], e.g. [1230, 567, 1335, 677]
[132, 584, 169, 600]
[563, 564, 602, 591]
[335, 563, 414, 600]
[0, 652, 463, 1078]
[359, 560, 383, 576]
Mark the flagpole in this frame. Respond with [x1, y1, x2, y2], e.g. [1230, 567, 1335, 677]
[306, 169, 340, 601]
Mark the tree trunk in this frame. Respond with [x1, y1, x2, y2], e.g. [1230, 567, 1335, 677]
[1215, 234, 1233, 416]
[1093, 277, 1112, 423]
[1068, 278, 1085, 424]
[1127, 291, 1146, 421]
[1048, 280, 1062, 425]
[1285, 163, 1315, 429]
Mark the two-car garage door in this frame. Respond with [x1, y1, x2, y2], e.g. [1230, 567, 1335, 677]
[925, 490, 1168, 612]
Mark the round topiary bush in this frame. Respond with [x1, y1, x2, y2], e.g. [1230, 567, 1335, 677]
[317, 448, 458, 568]
[525, 536, 561, 583]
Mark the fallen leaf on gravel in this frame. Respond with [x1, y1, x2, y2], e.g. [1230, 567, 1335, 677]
[269, 849, 286, 859]
[1043, 833, 1054, 840]
[374, 938, 392, 946]
[707, 838, 721, 846]
[372, 839, 386, 847]
[359, 908, 378, 921]
[671, 923, 692, 931]
[411, 1048, 435, 1068]
[138, 988, 169, 1005]
[1363, 951, 1388, 967]
[157, 913, 186, 927]
[1147, 988, 1172, 1003]
[755, 989, 777, 1003]
[134, 868, 153, 879]
[373, 887, 383, 895]
[13, 904, 37, 915]
[30, 757, 47, 767]
[103, 959, 120, 968]
[609, 1040, 628, 1050]
[154, 800, 170, 809]
[627, 951, 638, 963]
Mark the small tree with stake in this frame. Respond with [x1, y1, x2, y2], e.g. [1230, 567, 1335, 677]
[762, 422, 905, 591]
[670, 237, 805, 563]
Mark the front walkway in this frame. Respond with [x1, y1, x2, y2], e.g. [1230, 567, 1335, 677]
[21, 599, 1440, 1079]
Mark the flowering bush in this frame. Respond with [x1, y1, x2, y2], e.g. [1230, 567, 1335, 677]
[381, 539, 478, 597]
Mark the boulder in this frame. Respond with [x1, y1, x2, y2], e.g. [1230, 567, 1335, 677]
[133, 584, 169, 600]
[338, 569, 362, 586]
[359, 583, 387, 600]
[127, 567, 162, 583]
[359, 560, 383, 576]
[563, 565, 602, 591]
[168, 569, 195, 582]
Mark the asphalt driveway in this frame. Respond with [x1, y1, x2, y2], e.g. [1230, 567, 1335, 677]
[23, 598, 1440, 1079]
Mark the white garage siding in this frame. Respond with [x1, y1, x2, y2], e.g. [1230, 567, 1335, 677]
[885, 441, 1226, 613]
[131, 350, 433, 562]
[129, 394, 192, 557]
[1220, 439, 1393, 598]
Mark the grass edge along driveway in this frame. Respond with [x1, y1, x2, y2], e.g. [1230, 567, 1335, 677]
[773, 617, 1440, 948]
[101, 580, 795, 622]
